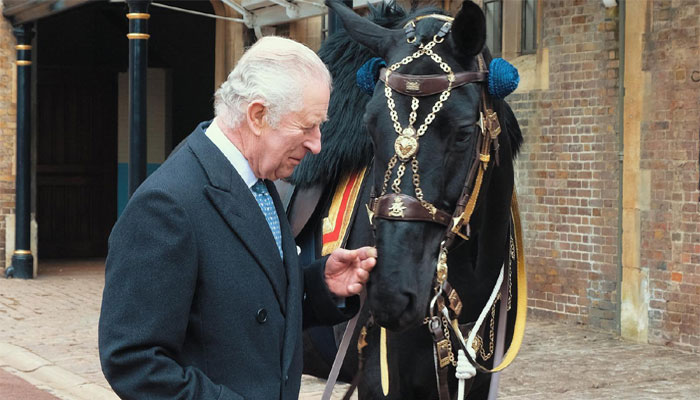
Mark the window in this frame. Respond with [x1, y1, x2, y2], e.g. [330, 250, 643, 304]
[484, 0, 503, 57]
[521, 0, 537, 54]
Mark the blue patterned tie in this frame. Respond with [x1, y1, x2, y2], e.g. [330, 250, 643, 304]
[252, 180, 283, 259]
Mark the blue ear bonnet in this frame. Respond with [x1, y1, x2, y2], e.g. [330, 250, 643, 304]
[488, 58, 519, 99]
[356, 57, 519, 99]
[356, 58, 387, 96]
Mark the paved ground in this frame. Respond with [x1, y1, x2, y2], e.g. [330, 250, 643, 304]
[0, 260, 698, 399]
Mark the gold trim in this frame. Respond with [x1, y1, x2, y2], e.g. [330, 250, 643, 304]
[15, 45, 32, 50]
[126, 12, 150, 19]
[13, 250, 31, 255]
[16, 60, 32, 66]
[321, 168, 367, 256]
[127, 33, 150, 40]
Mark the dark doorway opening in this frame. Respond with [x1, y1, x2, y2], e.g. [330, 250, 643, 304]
[35, 1, 215, 258]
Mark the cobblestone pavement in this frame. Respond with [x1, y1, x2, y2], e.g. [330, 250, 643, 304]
[0, 260, 698, 399]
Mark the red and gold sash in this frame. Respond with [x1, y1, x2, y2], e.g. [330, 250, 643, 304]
[321, 167, 367, 256]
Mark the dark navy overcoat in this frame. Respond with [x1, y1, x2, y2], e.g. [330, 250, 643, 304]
[99, 121, 357, 400]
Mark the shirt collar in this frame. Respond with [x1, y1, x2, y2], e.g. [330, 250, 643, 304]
[205, 118, 258, 189]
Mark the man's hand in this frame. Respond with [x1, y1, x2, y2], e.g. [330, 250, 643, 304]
[324, 247, 377, 297]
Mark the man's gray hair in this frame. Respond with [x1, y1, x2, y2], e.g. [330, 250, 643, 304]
[214, 36, 332, 130]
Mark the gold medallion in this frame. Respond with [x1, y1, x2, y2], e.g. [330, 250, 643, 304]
[395, 135, 418, 160]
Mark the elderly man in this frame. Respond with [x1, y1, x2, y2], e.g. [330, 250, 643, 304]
[99, 36, 376, 400]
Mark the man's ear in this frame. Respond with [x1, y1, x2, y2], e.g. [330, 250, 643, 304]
[246, 100, 267, 136]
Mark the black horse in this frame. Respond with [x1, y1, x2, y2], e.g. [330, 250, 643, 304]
[288, 2, 526, 399]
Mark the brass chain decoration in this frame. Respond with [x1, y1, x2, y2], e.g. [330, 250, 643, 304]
[379, 22, 468, 377]
[381, 28, 455, 221]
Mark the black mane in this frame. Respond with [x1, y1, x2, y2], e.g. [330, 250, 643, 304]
[289, 2, 408, 188]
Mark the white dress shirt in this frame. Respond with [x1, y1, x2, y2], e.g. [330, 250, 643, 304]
[205, 118, 258, 191]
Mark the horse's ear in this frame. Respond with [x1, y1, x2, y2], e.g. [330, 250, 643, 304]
[451, 1, 486, 56]
[325, 0, 402, 57]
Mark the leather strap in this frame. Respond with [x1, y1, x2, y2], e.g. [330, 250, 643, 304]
[428, 317, 451, 400]
[379, 67, 488, 97]
[371, 193, 452, 226]
[287, 184, 324, 237]
[487, 252, 511, 400]
[322, 290, 366, 400]
[437, 358, 450, 400]
[341, 368, 362, 400]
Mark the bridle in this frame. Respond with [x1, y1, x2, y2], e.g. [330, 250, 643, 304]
[366, 16, 502, 266]
[362, 13, 504, 400]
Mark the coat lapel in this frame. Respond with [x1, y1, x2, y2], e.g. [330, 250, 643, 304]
[188, 124, 287, 311]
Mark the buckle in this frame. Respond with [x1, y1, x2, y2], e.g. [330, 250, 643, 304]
[436, 339, 451, 368]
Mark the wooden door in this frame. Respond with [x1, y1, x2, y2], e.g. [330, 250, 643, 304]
[37, 68, 118, 258]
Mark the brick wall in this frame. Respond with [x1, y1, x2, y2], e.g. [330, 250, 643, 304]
[641, 1, 700, 351]
[510, 1, 622, 330]
[511, 0, 699, 351]
[0, 3, 16, 270]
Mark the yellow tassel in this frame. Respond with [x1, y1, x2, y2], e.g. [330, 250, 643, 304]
[380, 327, 389, 396]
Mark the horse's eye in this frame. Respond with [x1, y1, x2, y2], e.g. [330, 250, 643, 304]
[456, 124, 477, 142]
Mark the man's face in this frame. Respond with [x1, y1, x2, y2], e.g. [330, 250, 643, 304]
[252, 82, 330, 181]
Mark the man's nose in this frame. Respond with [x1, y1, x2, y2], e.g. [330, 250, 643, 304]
[305, 126, 322, 155]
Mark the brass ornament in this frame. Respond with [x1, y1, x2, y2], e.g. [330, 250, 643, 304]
[448, 290, 463, 316]
[365, 204, 375, 224]
[405, 80, 420, 92]
[436, 248, 448, 284]
[381, 33, 454, 217]
[402, 126, 416, 137]
[388, 196, 407, 218]
[437, 339, 451, 368]
[394, 135, 418, 160]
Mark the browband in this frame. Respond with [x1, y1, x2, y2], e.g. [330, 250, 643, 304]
[379, 67, 488, 97]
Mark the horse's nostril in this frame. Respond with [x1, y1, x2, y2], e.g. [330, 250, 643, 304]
[403, 291, 416, 315]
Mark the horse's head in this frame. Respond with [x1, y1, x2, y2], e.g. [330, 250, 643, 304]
[327, 0, 493, 330]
